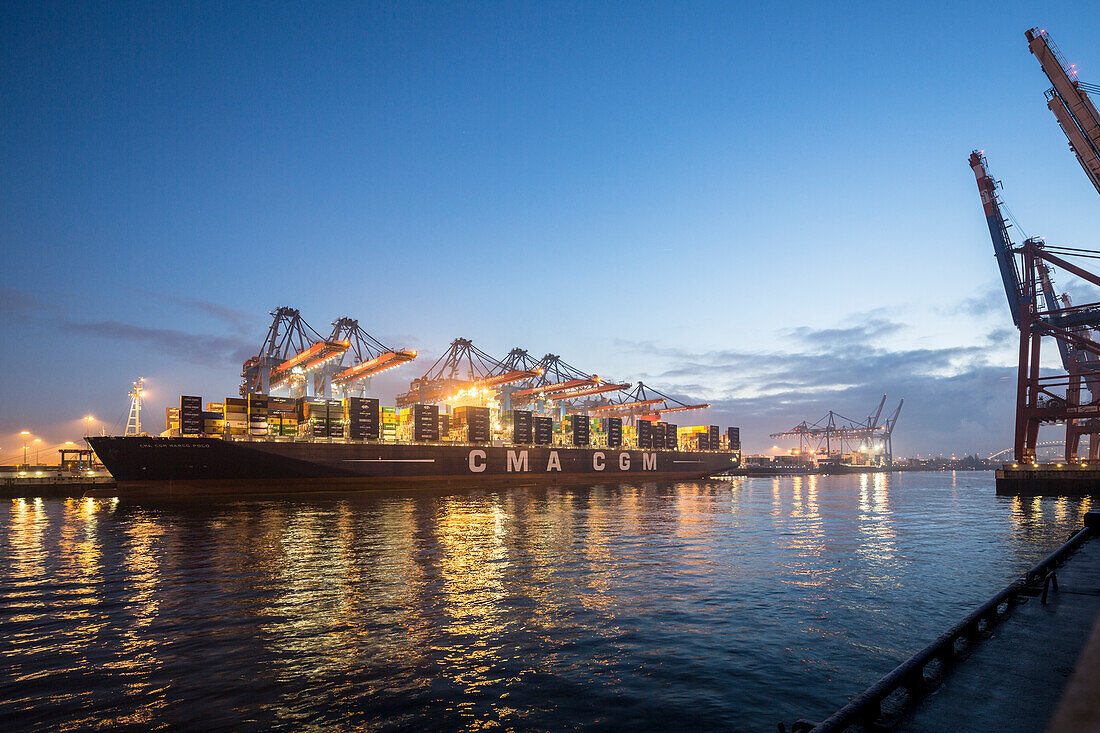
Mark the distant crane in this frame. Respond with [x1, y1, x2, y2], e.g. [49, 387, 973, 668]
[1026, 28, 1100, 195]
[770, 396, 902, 464]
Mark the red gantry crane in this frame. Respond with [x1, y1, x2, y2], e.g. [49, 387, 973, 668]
[970, 150, 1100, 462]
[1001, 239, 1100, 463]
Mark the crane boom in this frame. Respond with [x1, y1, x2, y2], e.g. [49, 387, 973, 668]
[1026, 28, 1100, 195]
[884, 399, 903, 435]
[969, 151, 1024, 325]
[870, 394, 886, 429]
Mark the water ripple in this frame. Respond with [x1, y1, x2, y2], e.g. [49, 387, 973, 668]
[0, 473, 1090, 730]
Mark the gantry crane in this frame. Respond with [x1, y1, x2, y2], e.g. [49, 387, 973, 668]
[969, 151, 1100, 461]
[324, 318, 417, 398]
[770, 396, 902, 464]
[241, 308, 349, 397]
[576, 382, 710, 423]
[1026, 28, 1100, 195]
[508, 354, 630, 405]
[1006, 241, 1100, 462]
[396, 338, 537, 407]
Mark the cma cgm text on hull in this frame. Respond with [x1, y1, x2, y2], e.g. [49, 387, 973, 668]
[87, 437, 739, 496]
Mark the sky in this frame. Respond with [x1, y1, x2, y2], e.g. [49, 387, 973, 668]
[2, 1, 1098, 462]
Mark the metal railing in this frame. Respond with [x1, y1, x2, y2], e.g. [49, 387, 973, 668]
[782, 512, 1099, 733]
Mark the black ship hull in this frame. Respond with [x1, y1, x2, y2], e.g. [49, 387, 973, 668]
[87, 436, 738, 496]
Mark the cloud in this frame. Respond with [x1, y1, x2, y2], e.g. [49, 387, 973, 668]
[785, 317, 905, 348]
[698, 362, 1016, 456]
[943, 287, 1006, 318]
[169, 296, 253, 333]
[59, 319, 248, 367]
[0, 286, 61, 322]
[133, 290, 255, 335]
[613, 314, 1017, 455]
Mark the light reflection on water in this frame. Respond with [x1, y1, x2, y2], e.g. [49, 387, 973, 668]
[0, 472, 1092, 730]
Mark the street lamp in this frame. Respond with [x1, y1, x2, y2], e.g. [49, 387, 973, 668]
[20, 431, 29, 466]
[33, 438, 42, 465]
[84, 415, 95, 437]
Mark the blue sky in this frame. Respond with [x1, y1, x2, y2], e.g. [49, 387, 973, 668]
[2, 1, 1098, 460]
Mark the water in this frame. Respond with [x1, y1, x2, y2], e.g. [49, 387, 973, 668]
[0, 472, 1092, 731]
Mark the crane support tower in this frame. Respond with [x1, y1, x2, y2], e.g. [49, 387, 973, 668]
[1026, 28, 1100, 195]
[1010, 241, 1100, 462]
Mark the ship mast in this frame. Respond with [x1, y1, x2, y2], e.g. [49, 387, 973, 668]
[125, 377, 146, 436]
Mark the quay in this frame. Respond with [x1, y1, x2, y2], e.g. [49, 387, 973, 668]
[996, 463, 1100, 496]
[0, 475, 116, 499]
[786, 512, 1100, 732]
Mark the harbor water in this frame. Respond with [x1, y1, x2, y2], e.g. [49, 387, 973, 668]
[0, 472, 1092, 730]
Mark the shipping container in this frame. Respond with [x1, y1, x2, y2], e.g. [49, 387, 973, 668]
[413, 403, 440, 442]
[652, 422, 666, 449]
[638, 419, 653, 449]
[607, 417, 623, 447]
[534, 416, 553, 445]
[179, 395, 203, 436]
[727, 427, 741, 451]
[509, 409, 534, 444]
[461, 406, 491, 443]
[571, 414, 590, 446]
[665, 423, 677, 450]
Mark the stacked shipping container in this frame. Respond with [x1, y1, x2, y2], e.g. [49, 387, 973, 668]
[180, 396, 202, 436]
[412, 403, 439, 442]
[167, 393, 740, 452]
[453, 406, 491, 443]
[225, 398, 248, 436]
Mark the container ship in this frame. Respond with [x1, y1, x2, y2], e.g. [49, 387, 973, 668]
[88, 394, 740, 496]
[87, 319, 742, 496]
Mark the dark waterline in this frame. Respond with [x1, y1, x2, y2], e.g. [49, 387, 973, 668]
[0, 472, 1092, 731]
